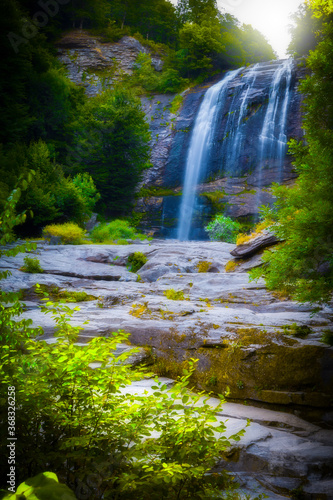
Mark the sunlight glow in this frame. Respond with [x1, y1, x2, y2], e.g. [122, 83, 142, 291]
[169, 0, 305, 58]
[217, 0, 304, 58]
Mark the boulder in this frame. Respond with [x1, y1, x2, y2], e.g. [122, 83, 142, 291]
[230, 230, 279, 258]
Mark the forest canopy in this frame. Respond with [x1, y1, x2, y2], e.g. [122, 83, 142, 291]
[0, 0, 276, 235]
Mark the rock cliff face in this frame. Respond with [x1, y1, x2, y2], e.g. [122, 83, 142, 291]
[57, 33, 305, 239]
[136, 60, 306, 238]
[56, 31, 163, 97]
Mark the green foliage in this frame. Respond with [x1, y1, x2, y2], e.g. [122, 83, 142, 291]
[70, 87, 151, 215]
[72, 173, 101, 213]
[21, 257, 44, 274]
[34, 285, 96, 303]
[131, 53, 189, 94]
[0, 141, 100, 235]
[287, 4, 322, 57]
[110, 0, 178, 46]
[170, 94, 184, 114]
[90, 219, 145, 243]
[43, 222, 86, 245]
[128, 252, 148, 272]
[321, 329, 333, 346]
[249, 18, 333, 305]
[163, 289, 186, 300]
[1, 295, 243, 498]
[177, 20, 225, 78]
[205, 215, 241, 243]
[0, 472, 76, 500]
[196, 260, 212, 273]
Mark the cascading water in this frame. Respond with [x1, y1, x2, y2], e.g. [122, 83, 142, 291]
[177, 69, 241, 241]
[256, 58, 293, 208]
[221, 63, 259, 173]
[258, 58, 293, 181]
[159, 58, 298, 240]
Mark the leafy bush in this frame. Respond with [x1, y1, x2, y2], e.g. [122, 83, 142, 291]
[0, 141, 100, 235]
[170, 94, 184, 114]
[205, 215, 241, 243]
[0, 471, 76, 500]
[128, 252, 148, 272]
[0, 167, 245, 500]
[90, 220, 144, 243]
[196, 260, 212, 273]
[43, 222, 86, 244]
[321, 330, 333, 346]
[21, 256, 44, 274]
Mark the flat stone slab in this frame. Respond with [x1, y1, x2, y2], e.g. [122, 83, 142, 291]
[119, 377, 333, 499]
[1, 241, 332, 411]
[1, 240, 333, 498]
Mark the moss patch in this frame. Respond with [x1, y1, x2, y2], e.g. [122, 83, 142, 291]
[196, 261, 212, 273]
[33, 284, 97, 302]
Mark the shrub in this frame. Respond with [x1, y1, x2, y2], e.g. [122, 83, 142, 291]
[21, 256, 44, 274]
[43, 222, 86, 244]
[205, 215, 241, 243]
[128, 252, 148, 273]
[90, 220, 144, 243]
[170, 94, 184, 114]
[1, 472, 76, 499]
[34, 285, 96, 303]
[1, 180, 244, 499]
[321, 329, 333, 346]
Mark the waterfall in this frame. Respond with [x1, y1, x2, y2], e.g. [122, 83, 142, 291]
[166, 59, 297, 241]
[177, 69, 241, 241]
[228, 63, 259, 169]
[258, 59, 293, 180]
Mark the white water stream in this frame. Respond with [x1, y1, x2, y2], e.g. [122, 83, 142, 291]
[177, 69, 241, 241]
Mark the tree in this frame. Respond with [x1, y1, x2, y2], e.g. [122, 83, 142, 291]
[70, 87, 151, 215]
[0, 141, 99, 235]
[240, 24, 276, 63]
[177, 20, 225, 77]
[176, 0, 219, 24]
[250, 12, 333, 305]
[287, 4, 322, 57]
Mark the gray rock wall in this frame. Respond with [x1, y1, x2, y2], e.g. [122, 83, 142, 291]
[137, 60, 306, 238]
[56, 34, 305, 239]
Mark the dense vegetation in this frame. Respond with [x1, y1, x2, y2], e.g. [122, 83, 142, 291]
[250, 0, 333, 305]
[0, 0, 276, 235]
[0, 183, 246, 498]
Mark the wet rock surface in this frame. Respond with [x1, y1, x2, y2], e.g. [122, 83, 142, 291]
[135, 61, 306, 238]
[2, 240, 333, 498]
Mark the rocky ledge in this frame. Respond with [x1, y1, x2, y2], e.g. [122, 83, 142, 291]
[56, 31, 163, 97]
[1, 240, 333, 498]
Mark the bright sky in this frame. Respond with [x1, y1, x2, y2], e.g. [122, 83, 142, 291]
[217, 0, 304, 58]
[170, 0, 305, 58]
